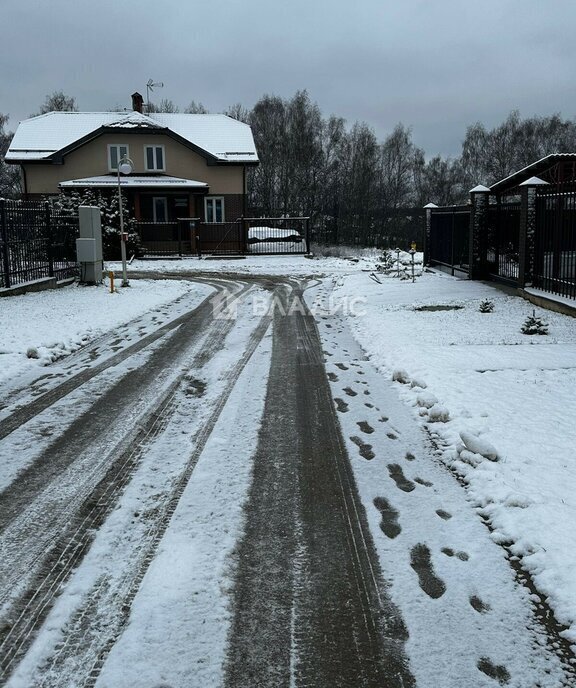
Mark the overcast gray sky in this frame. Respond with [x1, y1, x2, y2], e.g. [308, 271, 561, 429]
[2, 0, 575, 157]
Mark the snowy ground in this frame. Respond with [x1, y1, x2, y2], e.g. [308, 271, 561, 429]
[330, 268, 576, 649]
[1, 254, 575, 685]
[0, 278, 213, 388]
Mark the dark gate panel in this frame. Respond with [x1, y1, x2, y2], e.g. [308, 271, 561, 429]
[534, 190, 576, 299]
[429, 207, 470, 274]
[486, 202, 521, 283]
[198, 222, 244, 254]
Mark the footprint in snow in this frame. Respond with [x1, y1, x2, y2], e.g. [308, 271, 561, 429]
[327, 372, 338, 382]
[410, 544, 446, 599]
[477, 657, 510, 685]
[373, 497, 401, 539]
[441, 548, 469, 561]
[350, 436, 375, 460]
[388, 464, 415, 492]
[343, 387, 357, 397]
[357, 421, 374, 434]
[414, 477, 433, 487]
[436, 509, 452, 520]
[334, 398, 349, 413]
[470, 596, 491, 614]
[335, 362, 348, 370]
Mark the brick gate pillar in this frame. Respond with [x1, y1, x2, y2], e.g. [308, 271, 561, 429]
[423, 203, 438, 266]
[518, 176, 549, 288]
[469, 185, 491, 280]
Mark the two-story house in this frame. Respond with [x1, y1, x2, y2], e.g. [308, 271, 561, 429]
[6, 93, 259, 252]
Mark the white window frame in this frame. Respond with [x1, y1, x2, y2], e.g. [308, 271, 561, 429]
[144, 145, 166, 172]
[108, 144, 130, 172]
[204, 196, 225, 223]
[152, 196, 168, 223]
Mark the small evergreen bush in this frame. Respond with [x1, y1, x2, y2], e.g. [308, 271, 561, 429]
[479, 299, 494, 313]
[521, 310, 549, 335]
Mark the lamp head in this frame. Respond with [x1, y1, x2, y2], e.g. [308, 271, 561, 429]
[118, 160, 133, 175]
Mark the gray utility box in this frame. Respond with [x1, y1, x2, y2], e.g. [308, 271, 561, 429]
[76, 237, 99, 263]
[77, 206, 103, 284]
[79, 206, 103, 260]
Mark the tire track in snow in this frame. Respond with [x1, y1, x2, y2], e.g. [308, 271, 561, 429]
[1, 294, 274, 687]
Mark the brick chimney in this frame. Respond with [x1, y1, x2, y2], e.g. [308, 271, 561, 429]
[131, 92, 143, 113]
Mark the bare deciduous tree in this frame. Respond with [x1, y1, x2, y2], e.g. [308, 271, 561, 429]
[34, 91, 78, 116]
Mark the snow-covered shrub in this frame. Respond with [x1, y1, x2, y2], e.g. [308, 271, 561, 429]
[392, 369, 410, 384]
[427, 404, 450, 422]
[375, 249, 395, 274]
[521, 310, 548, 335]
[459, 431, 499, 461]
[416, 392, 438, 409]
[479, 299, 494, 313]
[51, 189, 143, 261]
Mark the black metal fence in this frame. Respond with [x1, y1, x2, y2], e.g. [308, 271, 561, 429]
[486, 201, 521, 283]
[428, 205, 470, 274]
[135, 217, 310, 257]
[135, 221, 191, 257]
[534, 187, 576, 299]
[0, 200, 79, 289]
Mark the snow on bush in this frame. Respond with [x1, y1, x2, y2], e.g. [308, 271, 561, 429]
[392, 369, 410, 384]
[410, 378, 427, 389]
[416, 392, 438, 409]
[459, 430, 499, 461]
[427, 404, 450, 423]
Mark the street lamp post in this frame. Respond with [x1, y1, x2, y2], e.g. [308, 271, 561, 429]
[117, 155, 134, 287]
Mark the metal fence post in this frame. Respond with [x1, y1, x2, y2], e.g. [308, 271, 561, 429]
[0, 200, 10, 288]
[305, 217, 310, 254]
[177, 219, 182, 257]
[241, 216, 247, 254]
[45, 201, 54, 277]
[450, 210, 456, 276]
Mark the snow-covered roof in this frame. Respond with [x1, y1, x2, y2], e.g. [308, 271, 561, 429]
[6, 111, 258, 164]
[59, 175, 208, 189]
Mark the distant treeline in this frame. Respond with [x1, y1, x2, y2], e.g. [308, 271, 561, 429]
[3, 91, 576, 247]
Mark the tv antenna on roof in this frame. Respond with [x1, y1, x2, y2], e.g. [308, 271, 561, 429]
[146, 79, 164, 111]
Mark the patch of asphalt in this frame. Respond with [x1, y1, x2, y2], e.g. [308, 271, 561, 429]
[224, 287, 414, 688]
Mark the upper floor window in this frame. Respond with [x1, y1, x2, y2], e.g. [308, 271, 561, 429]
[108, 144, 129, 171]
[145, 145, 165, 172]
[205, 196, 225, 223]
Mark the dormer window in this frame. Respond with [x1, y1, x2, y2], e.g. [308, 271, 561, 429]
[108, 144, 129, 171]
[145, 145, 165, 172]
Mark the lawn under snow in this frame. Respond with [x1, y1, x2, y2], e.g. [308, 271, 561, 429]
[333, 269, 576, 647]
[0, 279, 212, 386]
